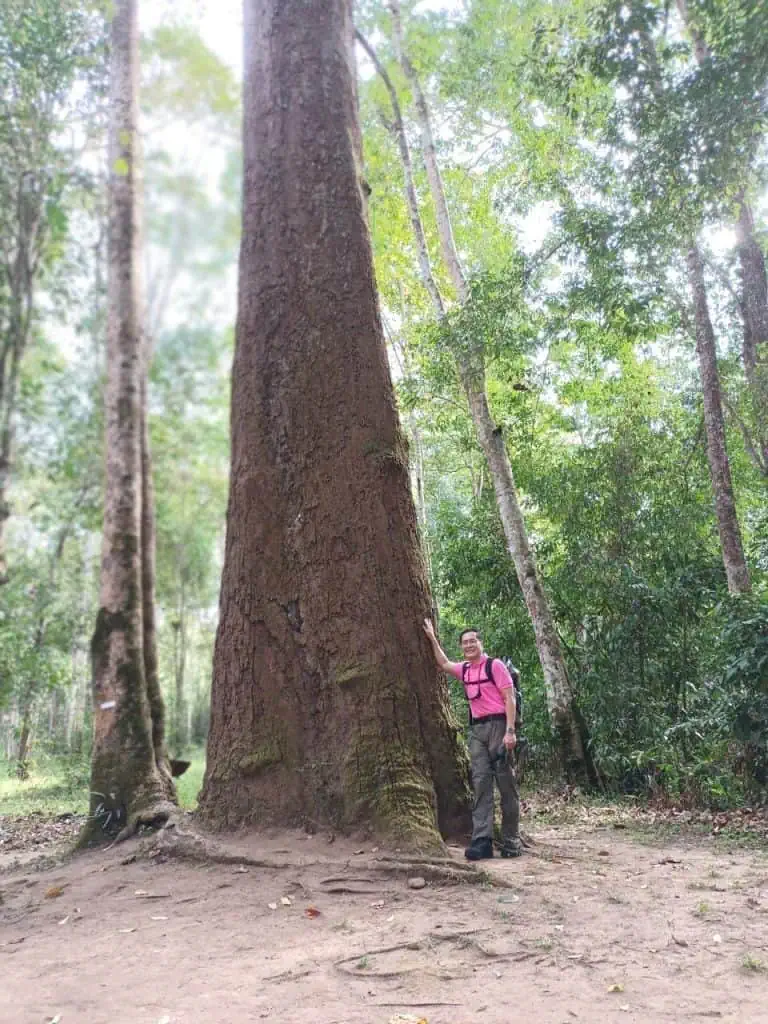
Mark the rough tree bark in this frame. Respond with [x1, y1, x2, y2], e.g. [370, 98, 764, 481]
[81, 0, 175, 844]
[686, 246, 751, 594]
[379, 5, 595, 784]
[198, 0, 469, 848]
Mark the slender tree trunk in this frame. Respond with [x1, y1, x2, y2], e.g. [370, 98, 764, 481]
[199, 0, 469, 848]
[173, 573, 189, 754]
[380, 7, 594, 783]
[82, 0, 175, 845]
[674, 1, 768, 477]
[16, 702, 32, 776]
[735, 201, 768, 475]
[140, 382, 173, 785]
[0, 180, 44, 585]
[686, 245, 751, 594]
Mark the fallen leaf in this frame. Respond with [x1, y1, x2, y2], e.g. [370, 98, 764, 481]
[45, 886, 65, 900]
[118, 928, 136, 934]
[619, 1004, 630, 1012]
[305, 907, 321, 918]
[387, 1016, 427, 1024]
[58, 916, 69, 926]
[267, 902, 278, 911]
[233, 866, 249, 874]
[370, 900, 385, 909]
[672, 935, 689, 947]
[150, 916, 168, 921]
[134, 890, 149, 896]
[712, 934, 722, 944]
[607, 983, 624, 993]
[280, 896, 292, 906]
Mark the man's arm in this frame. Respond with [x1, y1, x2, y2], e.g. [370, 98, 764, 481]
[488, 659, 517, 751]
[422, 618, 453, 672]
[503, 688, 517, 751]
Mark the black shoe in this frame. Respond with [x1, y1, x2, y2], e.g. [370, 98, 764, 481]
[464, 838, 493, 861]
[500, 838, 523, 858]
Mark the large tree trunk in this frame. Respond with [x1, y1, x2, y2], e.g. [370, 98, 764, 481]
[81, 0, 175, 844]
[686, 245, 751, 594]
[198, 0, 469, 848]
[382, 4, 595, 784]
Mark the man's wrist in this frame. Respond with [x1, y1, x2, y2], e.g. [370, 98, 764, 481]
[505, 727, 515, 735]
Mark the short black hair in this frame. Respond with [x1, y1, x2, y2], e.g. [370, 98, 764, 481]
[459, 628, 481, 642]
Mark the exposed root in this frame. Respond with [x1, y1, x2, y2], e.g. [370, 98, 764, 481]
[334, 929, 507, 978]
[134, 827, 298, 870]
[372, 859, 517, 888]
[126, 828, 518, 887]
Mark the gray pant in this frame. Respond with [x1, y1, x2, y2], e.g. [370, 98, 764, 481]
[469, 717, 520, 843]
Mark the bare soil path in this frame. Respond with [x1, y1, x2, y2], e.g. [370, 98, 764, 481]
[2, 817, 768, 1024]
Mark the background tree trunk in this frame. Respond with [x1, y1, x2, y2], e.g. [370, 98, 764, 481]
[735, 201, 768, 475]
[82, 0, 175, 844]
[383, 4, 595, 784]
[686, 245, 751, 594]
[141, 379, 173, 784]
[173, 571, 189, 755]
[199, 0, 469, 848]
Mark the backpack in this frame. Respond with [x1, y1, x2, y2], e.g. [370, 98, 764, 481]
[461, 656, 522, 728]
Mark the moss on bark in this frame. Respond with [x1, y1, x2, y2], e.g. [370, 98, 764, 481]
[345, 725, 444, 853]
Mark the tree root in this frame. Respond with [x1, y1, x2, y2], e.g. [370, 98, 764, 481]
[128, 827, 517, 887]
[372, 858, 517, 888]
[334, 929, 508, 978]
[133, 827, 299, 870]
[111, 800, 179, 845]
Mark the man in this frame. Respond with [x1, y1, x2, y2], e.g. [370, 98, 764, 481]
[423, 619, 522, 860]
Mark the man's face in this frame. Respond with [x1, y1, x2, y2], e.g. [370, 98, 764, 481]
[460, 631, 482, 661]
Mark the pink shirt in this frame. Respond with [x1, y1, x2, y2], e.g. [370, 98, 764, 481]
[448, 656, 513, 719]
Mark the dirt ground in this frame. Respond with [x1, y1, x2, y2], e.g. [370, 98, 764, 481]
[2, 813, 768, 1024]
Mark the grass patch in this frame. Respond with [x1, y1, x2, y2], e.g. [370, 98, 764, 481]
[742, 953, 766, 972]
[176, 749, 205, 810]
[0, 748, 206, 817]
[0, 756, 89, 816]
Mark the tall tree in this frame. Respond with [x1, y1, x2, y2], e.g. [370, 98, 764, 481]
[199, 0, 469, 848]
[0, 0, 104, 582]
[82, 0, 175, 844]
[357, 3, 595, 785]
[686, 245, 751, 593]
[674, 0, 768, 479]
